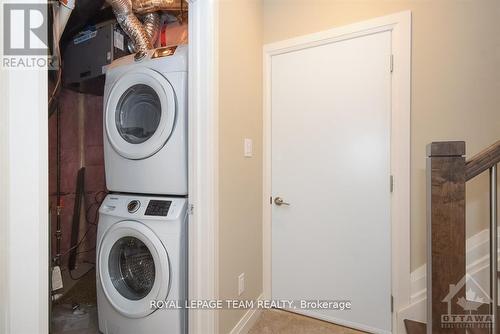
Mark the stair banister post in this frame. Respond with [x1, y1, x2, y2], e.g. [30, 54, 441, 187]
[426, 141, 466, 334]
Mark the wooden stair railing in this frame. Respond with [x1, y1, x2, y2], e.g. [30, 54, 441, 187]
[417, 140, 500, 334]
[466, 140, 500, 181]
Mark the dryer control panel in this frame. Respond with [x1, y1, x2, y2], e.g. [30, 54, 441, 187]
[145, 200, 171, 217]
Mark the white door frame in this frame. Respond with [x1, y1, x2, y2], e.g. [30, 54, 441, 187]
[0, 0, 50, 332]
[262, 11, 411, 333]
[0, 0, 220, 333]
[187, 0, 219, 333]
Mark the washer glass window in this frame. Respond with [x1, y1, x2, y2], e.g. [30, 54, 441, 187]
[108, 236, 156, 300]
[115, 84, 162, 144]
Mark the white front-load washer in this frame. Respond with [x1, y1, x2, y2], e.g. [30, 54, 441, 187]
[103, 45, 187, 195]
[97, 194, 187, 334]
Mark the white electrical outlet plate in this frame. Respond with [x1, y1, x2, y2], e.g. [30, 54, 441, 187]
[244, 138, 253, 157]
[238, 273, 245, 296]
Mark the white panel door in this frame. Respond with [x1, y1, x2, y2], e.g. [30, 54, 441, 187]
[271, 31, 392, 333]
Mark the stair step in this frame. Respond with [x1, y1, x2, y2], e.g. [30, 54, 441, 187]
[404, 319, 426, 334]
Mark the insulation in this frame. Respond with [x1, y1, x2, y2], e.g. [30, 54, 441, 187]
[131, 0, 184, 15]
[159, 20, 187, 47]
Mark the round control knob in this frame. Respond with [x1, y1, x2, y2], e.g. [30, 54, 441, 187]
[134, 51, 147, 62]
[127, 200, 140, 213]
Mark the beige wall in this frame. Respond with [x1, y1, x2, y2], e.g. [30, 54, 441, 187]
[218, 0, 263, 333]
[216, 2, 500, 330]
[263, 0, 500, 270]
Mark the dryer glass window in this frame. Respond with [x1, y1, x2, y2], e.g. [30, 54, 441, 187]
[108, 236, 156, 300]
[115, 84, 162, 144]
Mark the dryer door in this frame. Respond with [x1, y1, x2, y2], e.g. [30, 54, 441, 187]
[105, 68, 176, 160]
[98, 220, 170, 318]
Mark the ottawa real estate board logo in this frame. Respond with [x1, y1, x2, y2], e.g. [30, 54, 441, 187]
[2, 2, 58, 69]
[441, 274, 493, 329]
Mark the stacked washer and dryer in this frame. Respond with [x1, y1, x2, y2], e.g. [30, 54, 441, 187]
[97, 45, 188, 334]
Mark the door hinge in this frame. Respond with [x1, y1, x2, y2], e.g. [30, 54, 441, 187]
[391, 295, 394, 312]
[270, 196, 272, 205]
[390, 54, 394, 73]
[390, 175, 394, 193]
[188, 204, 194, 215]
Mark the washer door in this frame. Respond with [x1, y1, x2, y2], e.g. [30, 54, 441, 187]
[98, 220, 170, 318]
[105, 68, 176, 160]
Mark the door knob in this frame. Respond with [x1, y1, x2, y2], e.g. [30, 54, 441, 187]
[274, 197, 290, 206]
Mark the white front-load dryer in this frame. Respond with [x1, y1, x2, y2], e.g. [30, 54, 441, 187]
[97, 194, 187, 334]
[103, 45, 187, 195]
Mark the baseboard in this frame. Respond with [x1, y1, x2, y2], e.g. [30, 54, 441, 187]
[228, 294, 263, 334]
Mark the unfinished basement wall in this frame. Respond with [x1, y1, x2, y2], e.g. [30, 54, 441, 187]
[263, 0, 500, 271]
[218, 0, 264, 332]
[48, 89, 106, 268]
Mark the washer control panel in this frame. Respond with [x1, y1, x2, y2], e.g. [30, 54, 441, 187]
[100, 195, 186, 220]
[145, 200, 172, 217]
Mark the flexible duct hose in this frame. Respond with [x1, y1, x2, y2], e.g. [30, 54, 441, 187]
[127, 12, 160, 53]
[107, 0, 152, 52]
[143, 12, 160, 44]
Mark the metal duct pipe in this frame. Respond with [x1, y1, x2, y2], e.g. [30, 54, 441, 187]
[107, 0, 152, 52]
[127, 12, 160, 53]
[131, 0, 182, 15]
[143, 12, 160, 44]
